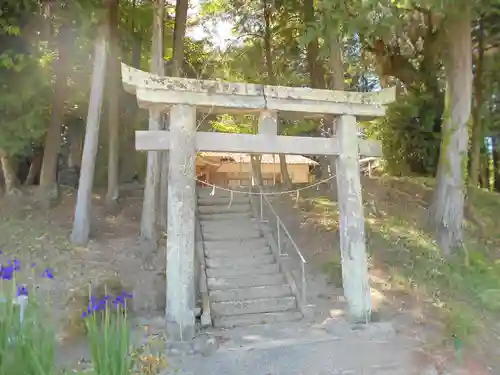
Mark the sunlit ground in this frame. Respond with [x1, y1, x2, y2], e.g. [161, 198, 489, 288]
[286, 175, 500, 366]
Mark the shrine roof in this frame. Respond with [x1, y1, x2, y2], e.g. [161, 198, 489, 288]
[198, 152, 318, 165]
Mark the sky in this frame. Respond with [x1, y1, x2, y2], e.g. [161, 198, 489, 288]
[180, 0, 236, 49]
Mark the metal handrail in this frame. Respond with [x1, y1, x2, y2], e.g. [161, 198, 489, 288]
[255, 185, 307, 306]
[194, 189, 212, 327]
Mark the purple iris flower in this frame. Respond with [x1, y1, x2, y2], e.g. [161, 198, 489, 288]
[0, 264, 14, 280]
[121, 291, 133, 299]
[16, 284, 28, 297]
[0, 259, 22, 280]
[113, 295, 125, 305]
[81, 292, 133, 318]
[12, 259, 21, 271]
[41, 268, 54, 279]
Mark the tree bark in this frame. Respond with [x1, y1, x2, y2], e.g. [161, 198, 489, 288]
[0, 149, 21, 195]
[120, 15, 141, 183]
[140, 0, 165, 247]
[171, 0, 189, 77]
[303, 0, 324, 88]
[38, 23, 71, 203]
[25, 149, 43, 186]
[469, 16, 485, 187]
[493, 137, 500, 192]
[479, 153, 488, 189]
[68, 124, 83, 169]
[70, 25, 108, 246]
[325, 34, 345, 198]
[158, 0, 188, 233]
[478, 140, 489, 189]
[279, 154, 292, 188]
[105, 0, 121, 211]
[428, 10, 472, 256]
[0, 162, 3, 195]
[250, 154, 263, 186]
[262, 0, 292, 189]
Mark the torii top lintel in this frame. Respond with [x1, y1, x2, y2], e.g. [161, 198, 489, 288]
[120, 63, 396, 119]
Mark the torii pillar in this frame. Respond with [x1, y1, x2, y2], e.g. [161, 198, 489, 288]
[165, 104, 197, 340]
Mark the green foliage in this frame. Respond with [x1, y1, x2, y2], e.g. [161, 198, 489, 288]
[210, 114, 255, 133]
[0, 1, 52, 156]
[366, 87, 443, 176]
[85, 301, 135, 375]
[0, 286, 56, 375]
[321, 258, 343, 286]
[0, 58, 52, 156]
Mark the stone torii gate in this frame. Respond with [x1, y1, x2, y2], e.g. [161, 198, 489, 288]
[121, 63, 395, 341]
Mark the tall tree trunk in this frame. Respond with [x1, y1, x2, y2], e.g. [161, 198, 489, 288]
[250, 154, 263, 186]
[38, 23, 71, 204]
[278, 154, 292, 188]
[305, 0, 333, 192]
[0, 163, 3, 195]
[479, 141, 489, 189]
[493, 137, 500, 192]
[105, 0, 121, 211]
[249, 121, 263, 186]
[0, 149, 21, 195]
[157, 0, 188, 232]
[303, 0, 324, 89]
[70, 25, 108, 245]
[25, 149, 43, 186]
[68, 124, 83, 169]
[139, 0, 164, 247]
[428, 10, 472, 256]
[262, 0, 291, 189]
[171, 0, 189, 77]
[325, 32, 345, 198]
[469, 16, 485, 187]
[120, 19, 141, 183]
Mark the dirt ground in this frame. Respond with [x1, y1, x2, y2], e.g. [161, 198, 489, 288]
[0, 176, 498, 374]
[0, 183, 166, 372]
[265, 176, 497, 374]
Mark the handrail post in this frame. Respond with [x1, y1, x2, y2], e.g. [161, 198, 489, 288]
[259, 187, 307, 306]
[260, 192, 263, 221]
[301, 262, 306, 306]
[277, 218, 281, 256]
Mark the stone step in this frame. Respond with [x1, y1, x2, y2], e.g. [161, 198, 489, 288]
[200, 220, 260, 232]
[209, 285, 292, 302]
[204, 243, 272, 258]
[198, 212, 253, 221]
[206, 254, 275, 269]
[203, 238, 269, 253]
[202, 228, 262, 241]
[198, 205, 251, 215]
[211, 296, 296, 316]
[213, 311, 303, 328]
[206, 262, 280, 278]
[208, 273, 286, 290]
[198, 197, 249, 206]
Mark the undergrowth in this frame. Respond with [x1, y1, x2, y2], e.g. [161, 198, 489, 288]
[299, 177, 500, 346]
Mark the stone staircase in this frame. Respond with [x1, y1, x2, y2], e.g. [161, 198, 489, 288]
[197, 188, 302, 329]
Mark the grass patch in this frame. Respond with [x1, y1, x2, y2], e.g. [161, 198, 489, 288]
[0, 282, 57, 375]
[321, 258, 343, 287]
[367, 215, 497, 342]
[298, 177, 500, 346]
[85, 302, 135, 375]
